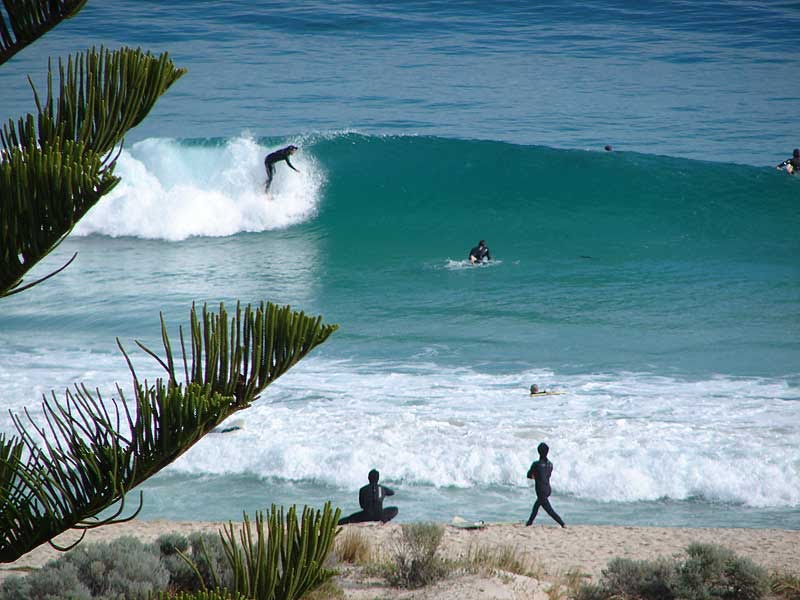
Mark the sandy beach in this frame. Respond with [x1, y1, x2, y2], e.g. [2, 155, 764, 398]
[3, 520, 798, 598]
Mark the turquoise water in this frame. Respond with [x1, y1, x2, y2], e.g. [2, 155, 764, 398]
[1, 1, 799, 529]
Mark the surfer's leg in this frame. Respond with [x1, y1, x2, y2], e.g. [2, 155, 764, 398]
[338, 510, 369, 525]
[265, 162, 275, 192]
[381, 506, 399, 523]
[526, 499, 542, 526]
[540, 497, 565, 527]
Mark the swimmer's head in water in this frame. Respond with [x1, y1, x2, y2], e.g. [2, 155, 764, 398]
[530, 384, 539, 394]
[368, 469, 380, 483]
[794, 148, 800, 158]
[537, 442, 549, 457]
[604, 144, 612, 151]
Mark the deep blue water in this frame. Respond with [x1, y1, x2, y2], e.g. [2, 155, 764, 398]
[1, 1, 799, 529]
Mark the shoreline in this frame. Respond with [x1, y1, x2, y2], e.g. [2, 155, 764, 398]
[3, 520, 798, 586]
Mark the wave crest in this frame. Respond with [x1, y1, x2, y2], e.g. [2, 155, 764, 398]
[73, 135, 324, 241]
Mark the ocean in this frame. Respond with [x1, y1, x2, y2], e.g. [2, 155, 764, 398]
[1, 1, 798, 530]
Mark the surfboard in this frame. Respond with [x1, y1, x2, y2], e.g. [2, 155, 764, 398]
[211, 418, 245, 433]
[530, 391, 566, 397]
[450, 516, 486, 529]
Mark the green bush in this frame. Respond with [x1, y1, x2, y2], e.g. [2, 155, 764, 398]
[157, 532, 190, 556]
[157, 532, 198, 592]
[718, 555, 768, 600]
[165, 532, 234, 593]
[0, 561, 91, 600]
[600, 557, 676, 600]
[576, 543, 770, 600]
[0, 537, 168, 600]
[676, 543, 767, 600]
[573, 582, 606, 600]
[386, 522, 449, 589]
[67, 535, 170, 599]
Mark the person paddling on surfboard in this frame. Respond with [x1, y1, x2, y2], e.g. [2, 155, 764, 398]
[264, 144, 300, 191]
[469, 240, 491, 264]
[776, 148, 800, 175]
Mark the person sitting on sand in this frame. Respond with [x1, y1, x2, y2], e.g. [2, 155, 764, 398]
[526, 442, 566, 528]
[338, 469, 399, 525]
[469, 240, 491, 264]
[776, 148, 800, 175]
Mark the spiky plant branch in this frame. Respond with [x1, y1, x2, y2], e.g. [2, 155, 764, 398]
[0, 0, 87, 66]
[1, 46, 186, 298]
[0, 301, 338, 563]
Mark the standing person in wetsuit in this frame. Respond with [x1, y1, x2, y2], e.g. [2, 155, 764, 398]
[526, 442, 566, 528]
[469, 240, 491, 264]
[264, 144, 300, 191]
[776, 148, 800, 175]
[338, 469, 399, 525]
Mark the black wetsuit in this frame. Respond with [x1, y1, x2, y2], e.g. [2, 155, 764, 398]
[469, 244, 491, 263]
[526, 458, 565, 527]
[776, 156, 800, 174]
[338, 483, 398, 524]
[264, 146, 299, 190]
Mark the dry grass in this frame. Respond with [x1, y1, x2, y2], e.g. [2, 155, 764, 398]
[772, 571, 800, 600]
[333, 529, 373, 565]
[300, 579, 347, 600]
[464, 542, 545, 579]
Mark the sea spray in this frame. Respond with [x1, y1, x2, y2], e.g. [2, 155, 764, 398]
[73, 135, 325, 240]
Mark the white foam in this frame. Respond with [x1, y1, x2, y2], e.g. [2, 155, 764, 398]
[72, 135, 324, 241]
[442, 259, 502, 271]
[2, 343, 797, 509]
[166, 360, 800, 508]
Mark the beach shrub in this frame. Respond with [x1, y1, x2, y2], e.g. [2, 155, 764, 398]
[576, 543, 770, 600]
[386, 522, 449, 589]
[64, 535, 170, 599]
[158, 531, 234, 593]
[0, 536, 168, 600]
[0, 561, 91, 600]
[676, 543, 767, 600]
[158, 532, 190, 556]
[157, 532, 195, 591]
[716, 555, 768, 600]
[600, 557, 676, 600]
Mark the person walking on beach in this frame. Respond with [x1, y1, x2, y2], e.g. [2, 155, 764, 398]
[264, 144, 300, 191]
[776, 148, 800, 175]
[338, 469, 399, 525]
[469, 240, 491, 264]
[526, 442, 566, 528]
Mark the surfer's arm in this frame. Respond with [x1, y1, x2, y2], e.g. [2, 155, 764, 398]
[382, 485, 395, 497]
[776, 159, 790, 169]
[286, 157, 300, 172]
